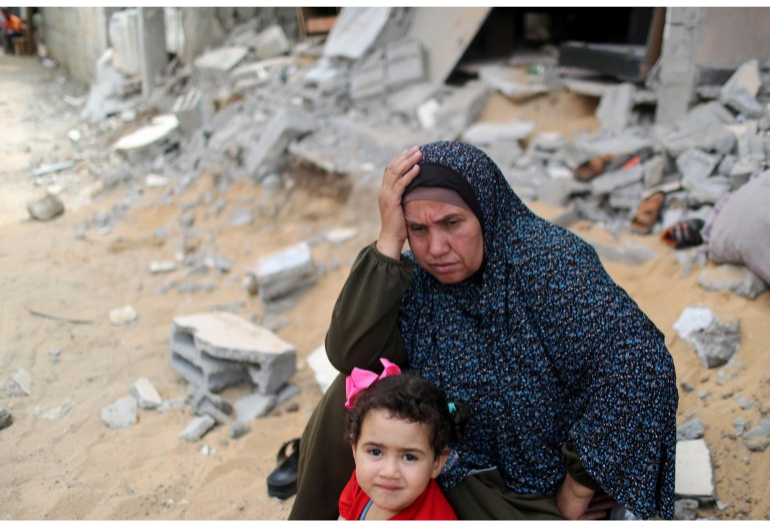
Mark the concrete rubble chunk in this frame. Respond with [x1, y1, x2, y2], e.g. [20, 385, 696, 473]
[478, 65, 549, 100]
[663, 122, 736, 157]
[609, 182, 644, 210]
[253, 25, 290, 60]
[536, 177, 590, 208]
[674, 306, 741, 369]
[733, 417, 748, 437]
[574, 130, 653, 157]
[230, 421, 251, 439]
[743, 419, 770, 452]
[0, 408, 12, 431]
[35, 399, 74, 420]
[173, 89, 213, 135]
[589, 240, 658, 267]
[642, 156, 665, 189]
[326, 227, 357, 246]
[698, 264, 768, 299]
[433, 81, 491, 139]
[194, 46, 248, 76]
[597, 83, 636, 132]
[234, 392, 276, 421]
[720, 59, 762, 112]
[27, 194, 65, 222]
[461, 120, 535, 145]
[275, 384, 301, 407]
[252, 242, 317, 303]
[6, 368, 32, 397]
[228, 209, 252, 227]
[675, 439, 715, 502]
[385, 39, 425, 91]
[729, 156, 763, 190]
[179, 415, 216, 442]
[677, 417, 706, 441]
[676, 149, 719, 182]
[109, 304, 138, 325]
[308, 344, 337, 394]
[674, 499, 700, 520]
[150, 260, 177, 274]
[170, 312, 296, 394]
[323, 7, 392, 60]
[246, 108, 314, 178]
[591, 164, 644, 195]
[101, 396, 138, 429]
[131, 378, 162, 409]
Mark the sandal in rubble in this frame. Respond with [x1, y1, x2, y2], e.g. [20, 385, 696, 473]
[266, 438, 300, 500]
[661, 219, 705, 249]
[630, 192, 665, 234]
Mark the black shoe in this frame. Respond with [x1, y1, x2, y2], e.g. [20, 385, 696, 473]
[267, 438, 300, 500]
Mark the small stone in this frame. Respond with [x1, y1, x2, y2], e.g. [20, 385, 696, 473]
[109, 305, 138, 325]
[228, 208, 253, 227]
[681, 380, 695, 393]
[180, 211, 195, 228]
[675, 498, 699, 520]
[27, 194, 65, 221]
[0, 408, 13, 431]
[179, 415, 216, 442]
[101, 396, 138, 429]
[326, 227, 357, 246]
[230, 421, 251, 439]
[734, 395, 757, 410]
[743, 419, 770, 452]
[673, 306, 740, 369]
[6, 368, 32, 397]
[48, 348, 61, 364]
[150, 261, 177, 274]
[677, 417, 706, 441]
[734, 417, 748, 437]
[145, 174, 169, 188]
[200, 445, 210, 456]
[35, 399, 74, 420]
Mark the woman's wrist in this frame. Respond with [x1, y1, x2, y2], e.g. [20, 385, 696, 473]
[376, 234, 404, 260]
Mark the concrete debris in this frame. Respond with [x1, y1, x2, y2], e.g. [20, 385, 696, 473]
[674, 499, 700, 520]
[131, 378, 162, 409]
[323, 7, 393, 60]
[6, 368, 32, 397]
[173, 89, 213, 135]
[250, 242, 316, 303]
[0, 408, 12, 431]
[179, 415, 216, 442]
[673, 306, 741, 369]
[230, 421, 251, 439]
[246, 108, 314, 179]
[35, 399, 75, 420]
[275, 383, 301, 407]
[478, 65, 549, 100]
[234, 392, 276, 421]
[351, 39, 425, 101]
[677, 417, 706, 441]
[194, 46, 248, 89]
[109, 304, 138, 325]
[734, 394, 757, 410]
[150, 260, 177, 274]
[145, 174, 169, 188]
[681, 380, 695, 393]
[592, 164, 644, 195]
[32, 160, 77, 177]
[733, 417, 748, 438]
[307, 344, 337, 394]
[101, 396, 138, 429]
[170, 312, 296, 394]
[663, 122, 736, 158]
[27, 194, 65, 222]
[432, 81, 491, 139]
[113, 114, 180, 163]
[461, 120, 535, 145]
[743, 419, 770, 452]
[597, 83, 636, 132]
[675, 439, 715, 502]
[676, 149, 720, 182]
[252, 25, 290, 60]
[720, 59, 763, 117]
[228, 209, 253, 227]
[589, 240, 659, 267]
[698, 264, 768, 299]
[191, 389, 233, 425]
[326, 227, 357, 246]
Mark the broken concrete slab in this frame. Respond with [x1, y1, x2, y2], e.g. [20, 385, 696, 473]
[170, 338, 250, 393]
[743, 419, 770, 452]
[109, 304, 138, 325]
[589, 240, 659, 267]
[673, 306, 741, 369]
[150, 260, 177, 274]
[385, 39, 426, 92]
[729, 156, 764, 190]
[536, 177, 590, 208]
[131, 378, 162, 409]
[662, 122, 736, 157]
[698, 264, 768, 299]
[591, 164, 644, 195]
[720, 59, 762, 113]
[597, 83, 635, 133]
[230, 421, 251, 439]
[675, 439, 715, 502]
[461, 120, 535, 145]
[477, 65, 549, 100]
[643, 156, 665, 188]
[246, 108, 314, 179]
[179, 415, 216, 442]
[323, 7, 392, 60]
[275, 383, 301, 407]
[27, 194, 65, 222]
[0, 408, 12, 431]
[173, 89, 213, 135]
[609, 182, 644, 210]
[253, 25, 290, 60]
[194, 46, 248, 79]
[101, 396, 138, 429]
[433, 81, 491, 139]
[682, 174, 732, 205]
[674, 499, 699, 520]
[677, 417, 706, 441]
[234, 392, 276, 421]
[6, 368, 32, 397]
[573, 130, 654, 158]
[113, 114, 180, 163]
[676, 149, 720, 182]
[252, 242, 316, 303]
[307, 344, 337, 394]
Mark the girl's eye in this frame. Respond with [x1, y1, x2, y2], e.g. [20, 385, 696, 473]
[367, 448, 382, 457]
[403, 454, 417, 462]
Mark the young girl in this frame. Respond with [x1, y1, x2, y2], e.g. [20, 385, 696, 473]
[338, 359, 465, 521]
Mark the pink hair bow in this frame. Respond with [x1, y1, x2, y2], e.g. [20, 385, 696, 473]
[345, 358, 401, 409]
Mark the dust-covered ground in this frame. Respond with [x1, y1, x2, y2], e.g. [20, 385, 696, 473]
[1, 53, 769, 521]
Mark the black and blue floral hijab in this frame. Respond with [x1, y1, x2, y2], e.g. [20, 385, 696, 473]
[398, 141, 677, 519]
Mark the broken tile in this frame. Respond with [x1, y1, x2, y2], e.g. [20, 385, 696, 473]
[101, 396, 138, 429]
[131, 378, 162, 409]
[6, 368, 32, 397]
[675, 439, 715, 502]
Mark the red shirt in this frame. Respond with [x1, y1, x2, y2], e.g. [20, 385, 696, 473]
[339, 470, 457, 521]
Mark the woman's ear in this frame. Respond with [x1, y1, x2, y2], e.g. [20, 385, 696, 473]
[431, 448, 450, 479]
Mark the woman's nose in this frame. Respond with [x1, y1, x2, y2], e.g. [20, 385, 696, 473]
[427, 231, 448, 256]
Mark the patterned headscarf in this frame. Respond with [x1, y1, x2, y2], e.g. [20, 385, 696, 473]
[397, 141, 677, 519]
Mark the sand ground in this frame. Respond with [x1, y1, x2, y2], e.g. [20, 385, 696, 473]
[1, 53, 769, 521]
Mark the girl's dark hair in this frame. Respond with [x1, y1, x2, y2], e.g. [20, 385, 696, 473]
[344, 373, 467, 457]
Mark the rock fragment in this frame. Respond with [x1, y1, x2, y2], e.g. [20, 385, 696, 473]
[743, 419, 770, 452]
[0, 408, 12, 431]
[698, 264, 768, 299]
[109, 304, 138, 325]
[6, 368, 32, 397]
[131, 378, 162, 409]
[677, 417, 706, 441]
[675, 439, 715, 502]
[674, 499, 699, 520]
[673, 307, 740, 368]
[101, 396, 138, 429]
[179, 415, 216, 442]
[27, 194, 65, 222]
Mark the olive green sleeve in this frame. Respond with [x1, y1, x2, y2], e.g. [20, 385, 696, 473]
[561, 441, 601, 492]
[325, 242, 413, 374]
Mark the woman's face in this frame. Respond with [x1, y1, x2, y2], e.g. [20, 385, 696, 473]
[403, 200, 483, 284]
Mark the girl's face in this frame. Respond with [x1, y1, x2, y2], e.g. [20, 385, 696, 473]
[352, 409, 448, 520]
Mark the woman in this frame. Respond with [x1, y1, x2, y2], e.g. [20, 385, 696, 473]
[289, 141, 677, 520]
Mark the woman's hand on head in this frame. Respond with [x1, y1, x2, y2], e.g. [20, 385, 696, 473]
[376, 146, 422, 259]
